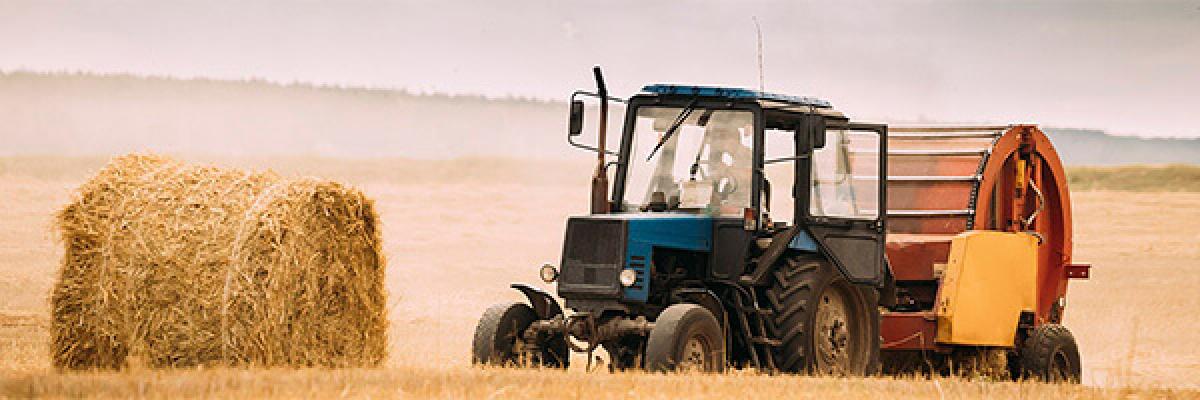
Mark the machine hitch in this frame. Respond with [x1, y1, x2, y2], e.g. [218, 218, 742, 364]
[525, 314, 654, 351]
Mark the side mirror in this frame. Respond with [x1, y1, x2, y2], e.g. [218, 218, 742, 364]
[569, 100, 585, 137]
[566, 89, 624, 156]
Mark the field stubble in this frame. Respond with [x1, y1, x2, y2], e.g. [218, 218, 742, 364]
[1, 157, 1198, 398]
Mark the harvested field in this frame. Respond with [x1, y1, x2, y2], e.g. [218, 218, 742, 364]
[50, 155, 386, 369]
[2, 366, 1196, 400]
[0, 156, 1197, 398]
[1067, 164, 1200, 192]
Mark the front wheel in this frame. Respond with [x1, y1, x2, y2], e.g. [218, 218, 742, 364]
[1018, 324, 1081, 383]
[644, 303, 726, 373]
[471, 302, 569, 368]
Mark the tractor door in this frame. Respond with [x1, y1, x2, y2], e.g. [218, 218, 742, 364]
[801, 118, 888, 286]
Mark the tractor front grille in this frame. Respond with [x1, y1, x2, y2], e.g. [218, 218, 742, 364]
[557, 217, 626, 299]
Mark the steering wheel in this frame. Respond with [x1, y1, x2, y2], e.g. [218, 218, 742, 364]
[689, 160, 712, 182]
[690, 159, 741, 200]
[714, 174, 738, 200]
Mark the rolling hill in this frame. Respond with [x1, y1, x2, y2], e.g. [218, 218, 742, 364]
[2, 71, 1196, 165]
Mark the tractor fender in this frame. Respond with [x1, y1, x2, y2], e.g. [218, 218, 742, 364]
[672, 288, 727, 336]
[743, 226, 815, 287]
[511, 283, 564, 320]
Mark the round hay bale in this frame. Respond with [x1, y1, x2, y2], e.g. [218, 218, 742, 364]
[51, 154, 387, 369]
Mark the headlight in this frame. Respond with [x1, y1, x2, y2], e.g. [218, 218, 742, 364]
[619, 268, 638, 287]
[539, 263, 558, 283]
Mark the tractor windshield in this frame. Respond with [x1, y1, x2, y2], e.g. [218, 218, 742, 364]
[623, 106, 755, 216]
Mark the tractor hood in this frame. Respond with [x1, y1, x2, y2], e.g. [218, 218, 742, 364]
[557, 213, 713, 302]
[601, 213, 713, 252]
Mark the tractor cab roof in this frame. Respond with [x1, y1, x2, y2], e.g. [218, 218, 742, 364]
[640, 84, 845, 119]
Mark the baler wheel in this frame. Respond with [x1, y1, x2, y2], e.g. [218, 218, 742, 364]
[471, 302, 569, 368]
[644, 303, 726, 372]
[766, 257, 880, 375]
[1018, 324, 1081, 383]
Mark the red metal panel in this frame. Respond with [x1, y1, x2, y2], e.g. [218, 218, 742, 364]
[884, 133, 987, 235]
[886, 181, 974, 211]
[881, 311, 940, 350]
[888, 217, 968, 235]
[887, 155, 984, 177]
[1066, 263, 1091, 279]
[884, 235, 952, 281]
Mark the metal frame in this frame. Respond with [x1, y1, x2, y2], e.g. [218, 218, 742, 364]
[611, 95, 766, 215]
[970, 125, 1075, 323]
[800, 120, 890, 287]
[800, 120, 888, 222]
[568, 90, 627, 156]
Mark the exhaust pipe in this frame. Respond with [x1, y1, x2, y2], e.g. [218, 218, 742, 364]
[590, 66, 610, 214]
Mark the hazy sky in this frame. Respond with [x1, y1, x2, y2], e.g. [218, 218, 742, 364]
[3, 1, 1198, 138]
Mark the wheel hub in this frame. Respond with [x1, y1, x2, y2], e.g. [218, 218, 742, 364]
[815, 286, 853, 374]
[679, 334, 710, 371]
[507, 320, 529, 365]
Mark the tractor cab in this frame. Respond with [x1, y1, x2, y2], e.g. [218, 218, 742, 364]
[559, 84, 891, 305]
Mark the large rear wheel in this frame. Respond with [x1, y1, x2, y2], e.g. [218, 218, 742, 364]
[644, 304, 726, 372]
[766, 258, 880, 375]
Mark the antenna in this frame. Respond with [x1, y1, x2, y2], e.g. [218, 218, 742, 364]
[752, 16, 765, 91]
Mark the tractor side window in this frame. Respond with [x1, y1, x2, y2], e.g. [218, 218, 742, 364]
[763, 128, 797, 225]
[810, 129, 880, 219]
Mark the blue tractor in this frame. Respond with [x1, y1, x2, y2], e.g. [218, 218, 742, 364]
[472, 68, 892, 374]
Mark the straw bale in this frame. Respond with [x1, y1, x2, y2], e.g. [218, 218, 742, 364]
[51, 154, 387, 369]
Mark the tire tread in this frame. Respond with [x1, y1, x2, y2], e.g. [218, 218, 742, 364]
[1018, 324, 1081, 383]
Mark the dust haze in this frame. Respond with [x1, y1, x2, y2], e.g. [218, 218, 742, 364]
[2, 1, 1199, 139]
[2, 72, 1199, 164]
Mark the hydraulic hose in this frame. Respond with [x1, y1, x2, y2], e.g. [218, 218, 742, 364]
[1024, 180, 1045, 228]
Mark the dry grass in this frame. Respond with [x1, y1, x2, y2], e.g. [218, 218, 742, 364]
[50, 155, 386, 369]
[2, 365, 1196, 400]
[1067, 164, 1200, 192]
[0, 156, 1198, 398]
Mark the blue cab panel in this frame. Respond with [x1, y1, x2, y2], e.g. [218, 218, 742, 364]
[789, 231, 819, 252]
[641, 84, 833, 109]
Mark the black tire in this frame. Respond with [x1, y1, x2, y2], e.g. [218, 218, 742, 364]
[765, 257, 880, 375]
[645, 304, 726, 372]
[471, 302, 569, 368]
[1018, 324, 1081, 383]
